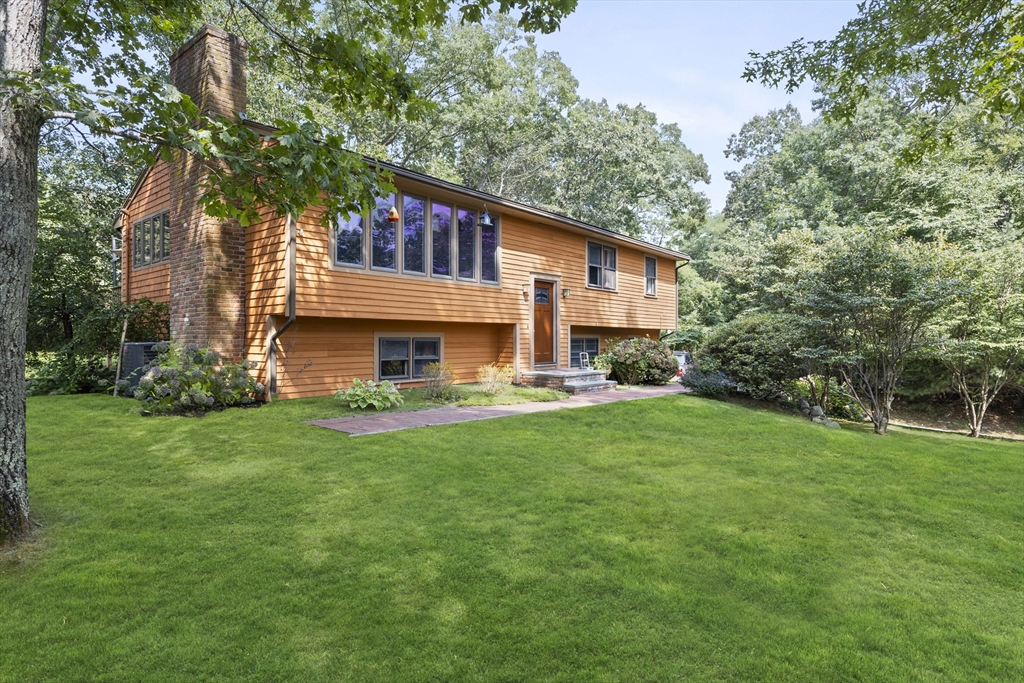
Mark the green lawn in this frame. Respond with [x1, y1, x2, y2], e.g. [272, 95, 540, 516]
[2, 394, 1021, 682]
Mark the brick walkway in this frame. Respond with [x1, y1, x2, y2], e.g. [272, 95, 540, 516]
[310, 384, 690, 436]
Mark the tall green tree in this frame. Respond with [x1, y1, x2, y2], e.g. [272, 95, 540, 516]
[246, 16, 709, 244]
[29, 136, 135, 353]
[0, 0, 578, 545]
[745, 1, 1024, 124]
[935, 243, 1024, 437]
[793, 227, 952, 435]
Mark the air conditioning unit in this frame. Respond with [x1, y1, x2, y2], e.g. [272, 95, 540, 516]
[121, 342, 161, 387]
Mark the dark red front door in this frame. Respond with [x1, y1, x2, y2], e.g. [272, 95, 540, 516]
[534, 282, 554, 364]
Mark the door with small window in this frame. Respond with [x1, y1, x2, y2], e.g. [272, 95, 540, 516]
[534, 282, 554, 364]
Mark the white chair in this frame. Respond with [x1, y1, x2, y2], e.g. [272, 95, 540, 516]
[579, 352, 591, 369]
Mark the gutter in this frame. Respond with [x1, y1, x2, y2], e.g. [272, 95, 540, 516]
[266, 214, 297, 397]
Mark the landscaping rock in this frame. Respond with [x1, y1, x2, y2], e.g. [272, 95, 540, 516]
[799, 400, 810, 412]
[809, 405, 824, 417]
[812, 415, 841, 429]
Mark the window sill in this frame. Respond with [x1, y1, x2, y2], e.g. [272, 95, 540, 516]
[132, 260, 170, 270]
[330, 259, 501, 288]
[585, 284, 618, 293]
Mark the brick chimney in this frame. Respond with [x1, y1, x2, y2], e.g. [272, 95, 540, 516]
[168, 25, 248, 361]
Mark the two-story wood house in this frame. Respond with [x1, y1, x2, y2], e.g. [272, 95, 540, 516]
[117, 26, 689, 399]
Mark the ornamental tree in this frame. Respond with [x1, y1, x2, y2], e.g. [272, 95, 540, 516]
[934, 243, 1024, 437]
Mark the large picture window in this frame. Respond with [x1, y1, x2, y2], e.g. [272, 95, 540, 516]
[587, 242, 617, 290]
[431, 202, 452, 277]
[335, 211, 365, 267]
[371, 194, 397, 270]
[645, 256, 657, 296]
[132, 211, 170, 267]
[457, 208, 476, 280]
[378, 337, 441, 380]
[481, 218, 498, 283]
[331, 192, 498, 285]
[403, 195, 426, 274]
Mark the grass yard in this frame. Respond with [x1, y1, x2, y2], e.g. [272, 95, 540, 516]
[2, 394, 1021, 681]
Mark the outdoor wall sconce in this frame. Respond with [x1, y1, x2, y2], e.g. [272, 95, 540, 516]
[522, 284, 530, 299]
[562, 288, 571, 299]
[387, 206, 400, 222]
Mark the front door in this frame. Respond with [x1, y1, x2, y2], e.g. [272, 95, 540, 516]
[534, 281, 554, 364]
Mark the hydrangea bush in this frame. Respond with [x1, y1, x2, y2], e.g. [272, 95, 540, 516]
[335, 378, 404, 411]
[120, 342, 264, 414]
[594, 337, 678, 385]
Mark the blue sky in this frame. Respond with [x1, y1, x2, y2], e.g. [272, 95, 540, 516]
[532, 0, 861, 212]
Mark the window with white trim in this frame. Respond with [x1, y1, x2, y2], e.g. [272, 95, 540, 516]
[587, 241, 616, 290]
[379, 337, 441, 380]
[645, 256, 657, 296]
[570, 337, 600, 368]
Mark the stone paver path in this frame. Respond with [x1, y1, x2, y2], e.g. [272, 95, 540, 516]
[310, 384, 690, 436]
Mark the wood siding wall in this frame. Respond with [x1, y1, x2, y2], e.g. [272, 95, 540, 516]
[291, 206, 677, 331]
[270, 318, 515, 399]
[123, 161, 172, 305]
[243, 209, 288, 386]
[245, 180, 679, 396]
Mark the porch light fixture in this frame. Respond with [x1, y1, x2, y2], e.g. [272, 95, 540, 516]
[562, 288, 571, 299]
[387, 206, 400, 222]
[479, 205, 494, 229]
[522, 283, 530, 298]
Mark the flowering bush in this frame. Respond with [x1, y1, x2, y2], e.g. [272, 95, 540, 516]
[594, 337, 677, 385]
[335, 378, 404, 411]
[422, 362, 459, 402]
[476, 363, 514, 394]
[125, 342, 264, 415]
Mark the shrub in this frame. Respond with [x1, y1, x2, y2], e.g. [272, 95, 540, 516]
[594, 337, 677, 385]
[130, 342, 264, 414]
[27, 296, 170, 396]
[680, 368, 736, 396]
[696, 314, 801, 400]
[422, 362, 459, 402]
[335, 378, 404, 411]
[477, 363, 514, 394]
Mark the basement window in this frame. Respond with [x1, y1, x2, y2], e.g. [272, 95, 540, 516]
[570, 337, 600, 368]
[379, 337, 442, 381]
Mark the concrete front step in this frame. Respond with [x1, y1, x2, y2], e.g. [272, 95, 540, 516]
[562, 380, 618, 395]
[520, 368, 610, 390]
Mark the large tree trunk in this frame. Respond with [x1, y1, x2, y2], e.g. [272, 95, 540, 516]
[1, 0, 47, 546]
